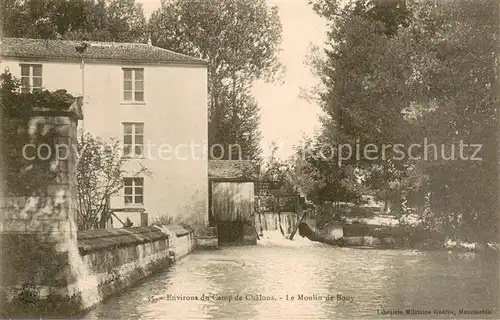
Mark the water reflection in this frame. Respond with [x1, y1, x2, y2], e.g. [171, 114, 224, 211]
[83, 241, 499, 320]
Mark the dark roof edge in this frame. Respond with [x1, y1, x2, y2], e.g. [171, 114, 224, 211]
[209, 178, 257, 182]
[1, 54, 208, 67]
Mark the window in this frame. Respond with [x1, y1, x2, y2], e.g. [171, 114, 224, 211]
[123, 123, 144, 158]
[124, 177, 144, 205]
[123, 68, 144, 102]
[20, 64, 42, 93]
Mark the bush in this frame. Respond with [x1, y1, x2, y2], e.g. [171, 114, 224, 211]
[150, 215, 173, 226]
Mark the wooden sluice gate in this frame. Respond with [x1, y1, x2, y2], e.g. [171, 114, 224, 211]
[210, 180, 257, 245]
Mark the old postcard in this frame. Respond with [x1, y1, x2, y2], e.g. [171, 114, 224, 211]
[1, 0, 499, 319]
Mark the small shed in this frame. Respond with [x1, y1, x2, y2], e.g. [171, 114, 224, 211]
[208, 160, 259, 244]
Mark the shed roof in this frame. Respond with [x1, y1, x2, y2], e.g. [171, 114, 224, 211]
[1, 37, 207, 65]
[208, 160, 258, 181]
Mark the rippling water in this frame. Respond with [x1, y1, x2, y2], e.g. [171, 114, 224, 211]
[83, 233, 499, 319]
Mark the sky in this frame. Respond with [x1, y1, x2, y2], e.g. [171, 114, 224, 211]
[137, 0, 328, 160]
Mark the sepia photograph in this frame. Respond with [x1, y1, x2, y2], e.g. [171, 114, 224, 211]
[0, 0, 499, 319]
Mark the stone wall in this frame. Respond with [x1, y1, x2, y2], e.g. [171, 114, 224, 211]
[0, 105, 85, 318]
[78, 226, 169, 306]
[195, 226, 218, 249]
[77, 225, 194, 311]
[153, 224, 195, 260]
[1, 223, 195, 318]
[242, 224, 257, 245]
[341, 223, 448, 249]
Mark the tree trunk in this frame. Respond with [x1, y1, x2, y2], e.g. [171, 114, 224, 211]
[99, 196, 111, 229]
[99, 211, 108, 228]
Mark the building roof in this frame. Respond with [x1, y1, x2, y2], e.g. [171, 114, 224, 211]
[208, 160, 259, 181]
[0, 37, 207, 66]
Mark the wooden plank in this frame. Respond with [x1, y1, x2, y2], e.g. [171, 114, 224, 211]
[111, 212, 126, 227]
[212, 182, 254, 222]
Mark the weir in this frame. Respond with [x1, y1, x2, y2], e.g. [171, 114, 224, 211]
[255, 212, 299, 238]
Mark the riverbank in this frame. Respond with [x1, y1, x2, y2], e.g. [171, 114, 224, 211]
[299, 217, 500, 251]
[307, 221, 500, 252]
[302, 203, 500, 252]
[253, 209, 499, 252]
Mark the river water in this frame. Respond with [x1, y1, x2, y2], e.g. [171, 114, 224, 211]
[83, 231, 499, 319]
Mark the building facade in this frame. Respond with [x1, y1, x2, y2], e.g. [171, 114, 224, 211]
[1, 37, 209, 229]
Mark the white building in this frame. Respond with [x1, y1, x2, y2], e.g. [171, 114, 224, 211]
[1, 37, 209, 229]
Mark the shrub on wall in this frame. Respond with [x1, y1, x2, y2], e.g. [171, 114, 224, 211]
[0, 71, 76, 196]
[76, 133, 151, 230]
[150, 214, 173, 226]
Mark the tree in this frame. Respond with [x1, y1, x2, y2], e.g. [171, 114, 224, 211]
[2, 0, 147, 42]
[304, 0, 420, 215]
[209, 90, 262, 161]
[297, 134, 363, 205]
[411, 0, 498, 241]
[309, 0, 498, 241]
[149, 0, 284, 161]
[260, 141, 292, 191]
[76, 132, 149, 230]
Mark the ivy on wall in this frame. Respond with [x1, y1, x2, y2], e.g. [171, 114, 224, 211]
[1, 72, 76, 116]
[1, 71, 76, 196]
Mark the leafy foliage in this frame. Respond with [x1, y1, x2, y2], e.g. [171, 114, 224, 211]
[149, 0, 284, 161]
[150, 0, 283, 85]
[150, 214, 173, 226]
[1, 72, 76, 196]
[306, 0, 499, 241]
[208, 90, 263, 161]
[76, 133, 150, 230]
[2, 0, 147, 42]
[1, 72, 77, 117]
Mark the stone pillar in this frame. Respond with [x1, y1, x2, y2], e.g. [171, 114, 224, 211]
[0, 100, 85, 318]
[242, 224, 257, 245]
[141, 211, 148, 226]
